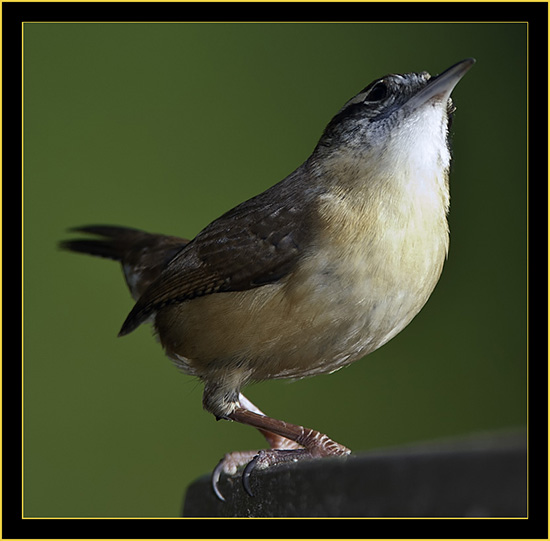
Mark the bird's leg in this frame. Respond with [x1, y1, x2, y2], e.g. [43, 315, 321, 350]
[211, 393, 350, 500]
[227, 406, 351, 458]
[237, 393, 303, 451]
[211, 393, 301, 500]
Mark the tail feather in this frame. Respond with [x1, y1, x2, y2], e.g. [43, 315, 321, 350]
[60, 225, 144, 261]
[60, 225, 190, 302]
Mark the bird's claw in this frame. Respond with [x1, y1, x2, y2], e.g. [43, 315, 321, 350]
[211, 459, 227, 502]
[211, 450, 259, 501]
[241, 453, 261, 497]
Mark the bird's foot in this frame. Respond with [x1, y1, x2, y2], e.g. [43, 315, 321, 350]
[211, 441, 350, 501]
[211, 447, 315, 501]
[241, 437, 351, 495]
[211, 396, 351, 501]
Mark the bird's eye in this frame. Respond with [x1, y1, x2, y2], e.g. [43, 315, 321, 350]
[365, 81, 388, 102]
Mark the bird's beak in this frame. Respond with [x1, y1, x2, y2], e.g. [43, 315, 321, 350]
[408, 58, 476, 109]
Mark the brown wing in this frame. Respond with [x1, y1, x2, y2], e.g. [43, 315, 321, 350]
[118, 175, 317, 336]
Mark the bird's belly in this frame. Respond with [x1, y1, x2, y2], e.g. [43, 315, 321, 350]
[156, 234, 446, 384]
[271, 241, 446, 377]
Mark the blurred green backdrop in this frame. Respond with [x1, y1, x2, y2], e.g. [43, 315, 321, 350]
[23, 22, 527, 517]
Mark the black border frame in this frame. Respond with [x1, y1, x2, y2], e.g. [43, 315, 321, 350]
[6, 2, 546, 539]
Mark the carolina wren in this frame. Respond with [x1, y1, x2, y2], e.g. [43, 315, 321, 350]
[61, 58, 475, 500]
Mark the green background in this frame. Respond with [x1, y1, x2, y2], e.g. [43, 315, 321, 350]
[23, 22, 527, 517]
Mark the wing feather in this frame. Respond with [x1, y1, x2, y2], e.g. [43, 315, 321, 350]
[119, 173, 317, 336]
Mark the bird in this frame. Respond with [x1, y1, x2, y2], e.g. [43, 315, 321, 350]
[60, 58, 475, 500]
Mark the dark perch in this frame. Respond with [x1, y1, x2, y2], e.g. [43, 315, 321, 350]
[182, 430, 526, 518]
